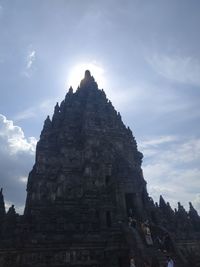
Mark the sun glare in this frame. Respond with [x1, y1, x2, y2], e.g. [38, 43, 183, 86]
[67, 62, 105, 90]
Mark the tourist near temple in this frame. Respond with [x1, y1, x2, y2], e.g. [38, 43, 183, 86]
[0, 71, 200, 266]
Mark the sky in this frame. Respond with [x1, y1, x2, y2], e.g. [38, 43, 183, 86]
[0, 0, 200, 214]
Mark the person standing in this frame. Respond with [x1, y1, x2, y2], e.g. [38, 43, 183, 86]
[141, 222, 153, 246]
[130, 257, 136, 267]
[167, 256, 174, 267]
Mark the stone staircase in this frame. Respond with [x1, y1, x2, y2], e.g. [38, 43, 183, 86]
[122, 224, 185, 267]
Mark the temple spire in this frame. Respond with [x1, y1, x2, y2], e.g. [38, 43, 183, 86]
[159, 195, 167, 209]
[79, 70, 97, 89]
[84, 70, 91, 79]
[189, 202, 199, 218]
[40, 115, 52, 137]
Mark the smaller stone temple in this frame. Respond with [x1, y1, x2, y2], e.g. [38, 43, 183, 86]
[0, 71, 200, 267]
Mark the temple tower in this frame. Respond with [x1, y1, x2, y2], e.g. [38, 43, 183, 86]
[25, 71, 147, 230]
[0, 71, 200, 267]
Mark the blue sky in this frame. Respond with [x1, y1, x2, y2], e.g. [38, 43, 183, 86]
[0, 0, 200, 213]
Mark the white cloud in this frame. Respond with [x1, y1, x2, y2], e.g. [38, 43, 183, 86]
[0, 114, 37, 213]
[14, 99, 54, 122]
[138, 135, 200, 213]
[19, 176, 28, 183]
[14, 109, 36, 121]
[140, 135, 177, 149]
[148, 54, 200, 86]
[23, 48, 36, 77]
[140, 136, 200, 165]
[26, 50, 36, 70]
[0, 114, 37, 154]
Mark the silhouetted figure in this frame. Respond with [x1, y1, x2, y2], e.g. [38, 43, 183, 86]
[128, 216, 137, 228]
[155, 236, 163, 251]
[163, 234, 173, 253]
[129, 208, 133, 216]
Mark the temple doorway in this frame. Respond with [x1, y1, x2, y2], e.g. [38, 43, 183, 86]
[125, 193, 136, 217]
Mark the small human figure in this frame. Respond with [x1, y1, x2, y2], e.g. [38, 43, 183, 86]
[129, 208, 133, 216]
[128, 216, 137, 228]
[141, 222, 153, 246]
[131, 217, 137, 228]
[145, 225, 153, 245]
[163, 234, 173, 253]
[128, 217, 133, 227]
[166, 256, 174, 267]
[155, 236, 163, 251]
[130, 257, 136, 267]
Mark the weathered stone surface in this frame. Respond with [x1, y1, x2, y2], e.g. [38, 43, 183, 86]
[0, 71, 200, 267]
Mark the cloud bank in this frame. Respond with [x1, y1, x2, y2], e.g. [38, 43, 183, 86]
[148, 54, 200, 86]
[0, 114, 37, 213]
[139, 135, 200, 213]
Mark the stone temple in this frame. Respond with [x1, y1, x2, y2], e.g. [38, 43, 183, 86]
[0, 71, 200, 267]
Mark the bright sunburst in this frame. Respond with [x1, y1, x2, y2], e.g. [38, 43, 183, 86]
[67, 62, 105, 90]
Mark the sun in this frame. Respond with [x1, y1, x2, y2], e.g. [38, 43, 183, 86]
[67, 62, 105, 90]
